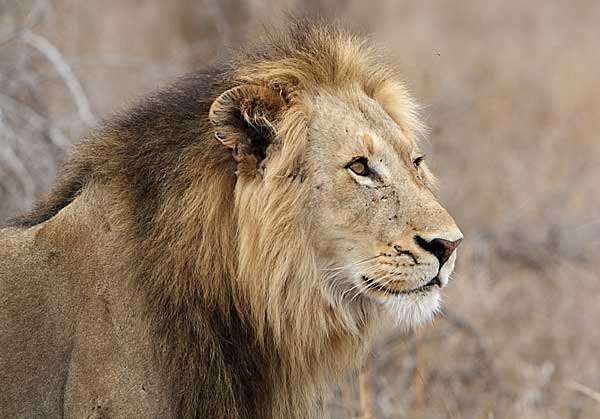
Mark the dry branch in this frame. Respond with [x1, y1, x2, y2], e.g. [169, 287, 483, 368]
[568, 381, 600, 404]
[20, 30, 96, 126]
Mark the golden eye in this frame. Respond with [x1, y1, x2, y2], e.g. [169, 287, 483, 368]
[413, 155, 425, 169]
[347, 157, 369, 176]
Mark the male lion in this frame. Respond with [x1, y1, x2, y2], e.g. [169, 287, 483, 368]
[0, 21, 462, 419]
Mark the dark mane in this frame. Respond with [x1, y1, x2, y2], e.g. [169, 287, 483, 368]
[6, 67, 232, 230]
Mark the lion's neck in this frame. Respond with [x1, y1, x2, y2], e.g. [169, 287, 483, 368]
[86, 132, 375, 418]
[121, 174, 373, 418]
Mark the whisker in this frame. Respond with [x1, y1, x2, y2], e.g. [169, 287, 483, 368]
[341, 269, 377, 300]
[349, 272, 391, 303]
[323, 260, 378, 284]
[348, 279, 372, 304]
[373, 273, 396, 288]
[321, 254, 382, 272]
[338, 266, 377, 291]
[351, 272, 405, 302]
[323, 254, 409, 304]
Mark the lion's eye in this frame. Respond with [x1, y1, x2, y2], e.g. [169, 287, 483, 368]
[347, 157, 369, 176]
[413, 155, 425, 169]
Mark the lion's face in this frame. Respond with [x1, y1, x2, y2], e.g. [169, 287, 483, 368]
[305, 90, 462, 328]
[210, 81, 462, 330]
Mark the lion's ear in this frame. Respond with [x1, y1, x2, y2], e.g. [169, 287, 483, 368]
[209, 85, 286, 167]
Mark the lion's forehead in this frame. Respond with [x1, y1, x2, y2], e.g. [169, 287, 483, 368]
[308, 91, 416, 162]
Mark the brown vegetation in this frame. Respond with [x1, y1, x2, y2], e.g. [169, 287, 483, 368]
[1, 1, 599, 418]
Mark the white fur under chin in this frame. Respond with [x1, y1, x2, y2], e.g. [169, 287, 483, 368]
[382, 289, 442, 331]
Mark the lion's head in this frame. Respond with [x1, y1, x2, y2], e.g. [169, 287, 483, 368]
[307, 91, 462, 328]
[209, 24, 462, 337]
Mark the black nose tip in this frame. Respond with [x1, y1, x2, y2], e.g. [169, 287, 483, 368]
[415, 236, 462, 267]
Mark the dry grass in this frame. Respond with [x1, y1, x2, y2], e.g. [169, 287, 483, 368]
[1, 1, 599, 418]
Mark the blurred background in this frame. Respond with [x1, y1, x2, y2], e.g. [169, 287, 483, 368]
[1, 1, 599, 418]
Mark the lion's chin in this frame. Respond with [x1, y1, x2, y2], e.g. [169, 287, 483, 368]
[381, 288, 442, 331]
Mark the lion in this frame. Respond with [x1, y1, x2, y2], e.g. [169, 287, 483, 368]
[0, 21, 462, 419]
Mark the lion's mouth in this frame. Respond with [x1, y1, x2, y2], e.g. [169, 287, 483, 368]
[361, 275, 441, 296]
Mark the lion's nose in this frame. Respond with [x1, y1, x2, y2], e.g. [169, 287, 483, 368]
[415, 236, 463, 267]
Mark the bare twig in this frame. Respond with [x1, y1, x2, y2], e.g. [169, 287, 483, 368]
[568, 381, 600, 404]
[442, 309, 490, 355]
[0, 92, 46, 127]
[412, 329, 426, 418]
[0, 0, 48, 46]
[20, 30, 96, 126]
[0, 92, 70, 152]
[0, 122, 37, 197]
[358, 364, 375, 419]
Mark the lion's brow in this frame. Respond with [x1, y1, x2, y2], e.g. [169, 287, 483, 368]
[362, 133, 375, 154]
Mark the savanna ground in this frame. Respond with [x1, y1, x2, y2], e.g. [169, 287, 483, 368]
[1, 1, 599, 418]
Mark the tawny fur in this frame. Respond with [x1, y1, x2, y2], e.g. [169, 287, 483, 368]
[0, 20, 461, 419]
